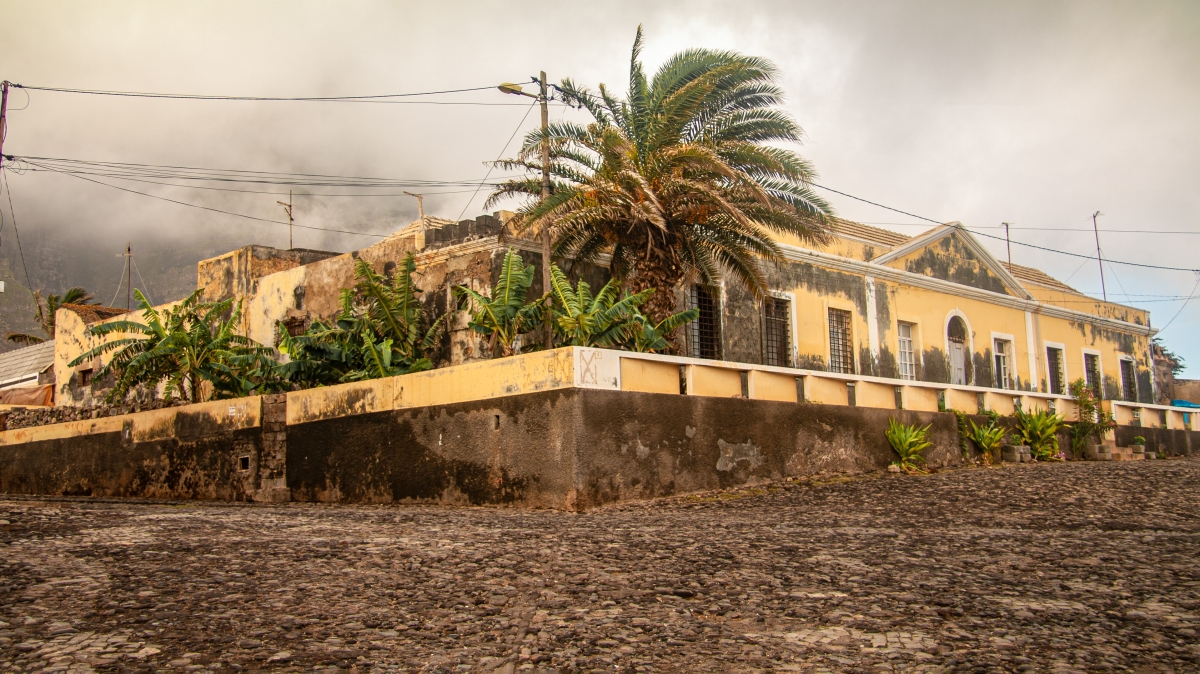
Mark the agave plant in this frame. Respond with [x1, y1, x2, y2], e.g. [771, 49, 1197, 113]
[547, 264, 651, 347]
[885, 418, 933, 474]
[279, 253, 446, 386]
[68, 289, 274, 403]
[1014, 407, 1064, 461]
[968, 418, 1007, 466]
[453, 249, 548, 357]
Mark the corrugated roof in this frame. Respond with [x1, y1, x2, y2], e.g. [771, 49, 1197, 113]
[0, 340, 55, 387]
[829, 219, 912, 248]
[1001, 262, 1079, 293]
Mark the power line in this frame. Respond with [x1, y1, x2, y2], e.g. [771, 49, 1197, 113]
[1, 170, 34, 295]
[1157, 275, 1200, 334]
[858, 221, 1200, 236]
[44, 168, 390, 238]
[809, 182, 1200, 273]
[10, 82, 502, 102]
[456, 101, 538, 222]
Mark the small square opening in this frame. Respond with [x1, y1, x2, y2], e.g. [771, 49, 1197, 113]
[493, 415, 500, 430]
[238, 456, 250, 471]
[79, 368, 94, 386]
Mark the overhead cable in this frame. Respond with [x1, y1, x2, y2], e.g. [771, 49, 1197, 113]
[808, 182, 1200, 273]
[10, 82, 502, 102]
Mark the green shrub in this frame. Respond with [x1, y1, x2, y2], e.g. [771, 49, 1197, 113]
[968, 418, 1007, 466]
[1132, 435, 1147, 446]
[886, 418, 932, 474]
[1014, 407, 1065, 461]
[1069, 379, 1116, 459]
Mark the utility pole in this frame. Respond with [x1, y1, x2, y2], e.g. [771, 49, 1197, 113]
[1001, 222, 1012, 269]
[538, 71, 552, 349]
[403, 191, 425, 223]
[1092, 211, 1107, 301]
[125, 243, 132, 311]
[0, 81, 9, 176]
[277, 191, 294, 249]
[498, 73, 554, 348]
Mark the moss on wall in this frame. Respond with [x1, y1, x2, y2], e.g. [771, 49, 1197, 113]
[922, 347, 951, 384]
[901, 235, 1010, 295]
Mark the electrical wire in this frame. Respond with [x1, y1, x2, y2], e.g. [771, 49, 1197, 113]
[108, 256, 127, 309]
[809, 182, 1200, 273]
[858, 221, 1200, 235]
[11, 82, 502, 102]
[45, 169, 390, 238]
[131, 255, 153, 306]
[456, 100, 537, 222]
[1, 170, 35, 296]
[1156, 275, 1200, 334]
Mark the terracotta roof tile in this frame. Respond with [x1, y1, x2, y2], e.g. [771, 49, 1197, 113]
[1001, 262, 1078, 293]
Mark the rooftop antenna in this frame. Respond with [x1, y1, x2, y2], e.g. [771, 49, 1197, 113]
[403, 191, 425, 227]
[1001, 222, 1012, 268]
[276, 191, 294, 249]
[1092, 211, 1107, 301]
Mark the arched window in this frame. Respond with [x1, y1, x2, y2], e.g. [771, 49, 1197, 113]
[947, 316, 968, 385]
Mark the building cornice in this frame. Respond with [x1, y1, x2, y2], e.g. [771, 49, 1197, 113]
[778, 243, 1156, 337]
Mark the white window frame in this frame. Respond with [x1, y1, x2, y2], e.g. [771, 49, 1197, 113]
[897, 321, 918, 381]
[1044, 340, 1068, 395]
[991, 331, 1016, 390]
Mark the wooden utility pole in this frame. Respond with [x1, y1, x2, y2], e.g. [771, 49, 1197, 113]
[125, 243, 132, 311]
[277, 191, 294, 249]
[538, 71, 553, 349]
[0, 82, 9, 175]
[1092, 211, 1107, 301]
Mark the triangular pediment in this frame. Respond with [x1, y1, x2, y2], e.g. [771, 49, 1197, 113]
[871, 223, 1033, 299]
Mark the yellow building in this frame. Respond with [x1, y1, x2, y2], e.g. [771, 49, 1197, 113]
[52, 214, 1158, 410]
[702, 220, 1156, 403]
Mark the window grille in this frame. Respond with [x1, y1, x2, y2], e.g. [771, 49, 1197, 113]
[1046, 347, 1065, 395]
[689, 285, 721, 360]
[993, 339, 1011, 389]
[897, 322, 916, 380]
[1084, 353, 1102, 399]
[763, 297, 792, 367]
[827, 308, 855, 374]
[1120, 359, 1138, 402]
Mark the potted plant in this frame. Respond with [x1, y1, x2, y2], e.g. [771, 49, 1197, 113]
[1131, 435, 1147, 456]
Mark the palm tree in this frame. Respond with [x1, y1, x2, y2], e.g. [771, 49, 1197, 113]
[7, 287, 98, 345]
[69, 289, 274, 403]
[487, 26, 835, 329]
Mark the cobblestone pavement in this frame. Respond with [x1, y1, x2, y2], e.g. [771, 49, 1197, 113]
[2, 460, 1199, 673]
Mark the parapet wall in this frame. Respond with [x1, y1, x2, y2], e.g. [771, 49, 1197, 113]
[3, 348, 1199, 508]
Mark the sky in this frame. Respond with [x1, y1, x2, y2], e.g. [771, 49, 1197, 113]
[1, 0, 1198, 371]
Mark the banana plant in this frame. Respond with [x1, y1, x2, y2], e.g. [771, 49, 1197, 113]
[547, 264, 652, 347]
[453, 249, 548, 357]
[279, 252, 445, 386]
[620, 303, 699, 353]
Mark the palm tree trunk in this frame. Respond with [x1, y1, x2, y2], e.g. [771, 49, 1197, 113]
[625, 267, 687, 354]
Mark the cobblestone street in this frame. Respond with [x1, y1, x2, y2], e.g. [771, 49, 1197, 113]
[1, 459, 1198, 673]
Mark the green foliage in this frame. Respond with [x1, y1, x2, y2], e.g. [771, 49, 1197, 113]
[488, 26, 834, 327]
[1132, 435, 1146, 446]
[68, 289, 275, 403]
[952, 410, 972, 459]
[279, 254, 446, 386]
[618, 303, 700, 353]
[453, 249, 548, 357]
[1068, 378, 1116, 459]
[968, 418, 1007, 466]
[886, 418, 932, 474]
[7, 286, 98, 345]
[548, 264, 651, 347]
[1014, 407, 1065, 461]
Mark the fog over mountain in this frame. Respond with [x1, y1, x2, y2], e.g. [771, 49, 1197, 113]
[1, 1, 1197, 371]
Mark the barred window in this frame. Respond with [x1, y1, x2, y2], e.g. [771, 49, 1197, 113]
[1084, 353, 1102, 399]
[827, 308, 855, 374]
[689, 285, 721, 360]
[1120, 359, 1138, 402]
[897, 322, 916, 380]
[1046, 347, 1065, 395]
[763, 297, 792, 367]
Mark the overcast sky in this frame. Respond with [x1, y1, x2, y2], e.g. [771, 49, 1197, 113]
[2, 1, 1198, 372]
